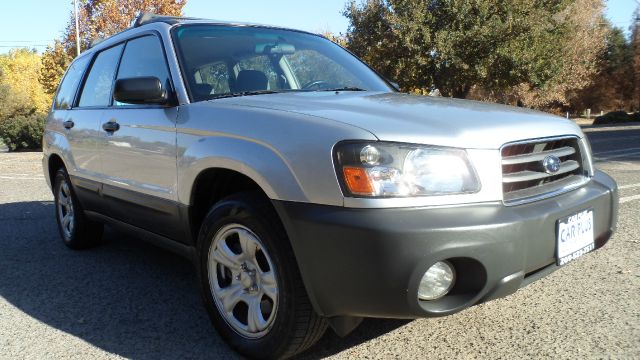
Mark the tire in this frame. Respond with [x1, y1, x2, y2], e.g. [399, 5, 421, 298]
[53, 168, 104, 249]
[197, 191, 327, 359]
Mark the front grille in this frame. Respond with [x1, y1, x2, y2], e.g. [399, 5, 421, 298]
[501, 137, 586, 204]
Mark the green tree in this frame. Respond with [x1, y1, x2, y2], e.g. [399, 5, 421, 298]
[344, 0, 608, 108]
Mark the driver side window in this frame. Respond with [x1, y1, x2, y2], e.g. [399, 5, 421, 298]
[115, 35, 171, 107]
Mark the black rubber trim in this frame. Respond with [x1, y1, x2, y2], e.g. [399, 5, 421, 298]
[85, 210, 195, 261]
[70, 176, 192, 244]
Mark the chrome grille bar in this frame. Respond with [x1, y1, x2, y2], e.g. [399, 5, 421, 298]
[502, 160, 579, 183]
[501, 136, 586, 205]
[502, 146, 575, 165]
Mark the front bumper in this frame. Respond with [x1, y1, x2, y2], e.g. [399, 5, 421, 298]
[273, 170, 618, 319]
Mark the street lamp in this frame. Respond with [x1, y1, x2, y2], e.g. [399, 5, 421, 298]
[74, 0, 80, 56]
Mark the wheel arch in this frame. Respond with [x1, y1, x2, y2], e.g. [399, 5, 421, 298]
[178, 136, 309, 205]
[187, 167, 272, 242]
[46, 153, 68, 193]
[186, 165, 328, 318]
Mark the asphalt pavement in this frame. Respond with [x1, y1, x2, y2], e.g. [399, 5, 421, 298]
[0, 125, 638, 359]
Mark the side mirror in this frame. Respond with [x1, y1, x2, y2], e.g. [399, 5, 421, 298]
[113, 77, 168, 105]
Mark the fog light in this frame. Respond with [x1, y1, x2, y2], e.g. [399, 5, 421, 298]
[418, 261, 455, 301]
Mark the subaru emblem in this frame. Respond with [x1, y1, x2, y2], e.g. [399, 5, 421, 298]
[542, 155, 561, 174]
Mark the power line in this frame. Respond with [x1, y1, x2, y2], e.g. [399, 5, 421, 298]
[0, 40, 56, 43]
[0, 45, 49, 48]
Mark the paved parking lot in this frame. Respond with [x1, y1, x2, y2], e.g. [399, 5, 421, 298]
[0, 125, 639, 359]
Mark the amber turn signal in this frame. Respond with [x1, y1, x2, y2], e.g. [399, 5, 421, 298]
[342, 166, 374, 195]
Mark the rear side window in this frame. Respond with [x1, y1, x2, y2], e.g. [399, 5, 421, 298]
[115, 35, 170, 106]
[78, 44, 124, 107]
[54, 56, 90, 110]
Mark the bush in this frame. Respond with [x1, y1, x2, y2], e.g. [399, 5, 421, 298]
[593, 111, 637, 125]
[0, 113, 46, 151]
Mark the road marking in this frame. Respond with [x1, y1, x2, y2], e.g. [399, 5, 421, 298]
[0, 176, 44, 180]
[620, 194, 640, 204]
[1, 173, 43, 177]
[619, 183, 640, 190]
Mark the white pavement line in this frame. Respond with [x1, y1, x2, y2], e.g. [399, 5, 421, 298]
[620, 194, 640, 204]
[594, 150, 640, 161]
[594, 147, 640, 156]
[619, 183, 640, 190]
[0, 176, 44, 180]
[2, 173, 42, 176]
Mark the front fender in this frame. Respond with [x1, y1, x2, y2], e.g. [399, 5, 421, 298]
[175, 103, 378, 207]
[177, 135, 307, 203]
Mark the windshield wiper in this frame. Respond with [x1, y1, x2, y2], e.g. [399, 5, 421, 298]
[207, 90, 283, 100]
[318, 87, 367, 92]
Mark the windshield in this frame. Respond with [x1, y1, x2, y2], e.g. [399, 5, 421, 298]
[172, 24, 393, 102]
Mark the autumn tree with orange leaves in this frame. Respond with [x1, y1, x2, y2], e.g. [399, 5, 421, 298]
[39, 0, 186, 95]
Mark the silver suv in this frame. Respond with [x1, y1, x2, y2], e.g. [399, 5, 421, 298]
[43, 14, 619, 359]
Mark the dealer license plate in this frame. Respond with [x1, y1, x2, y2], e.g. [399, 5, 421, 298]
[557, 209, 595, 266]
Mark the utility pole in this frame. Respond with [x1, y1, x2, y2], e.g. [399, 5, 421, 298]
[74, 0, 80, 56]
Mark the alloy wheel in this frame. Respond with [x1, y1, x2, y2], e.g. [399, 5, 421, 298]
[57, 180, 75, 239]
[207, 224, 279, 338]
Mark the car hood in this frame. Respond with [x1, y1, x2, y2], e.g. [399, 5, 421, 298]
[216, 91, 583, 149]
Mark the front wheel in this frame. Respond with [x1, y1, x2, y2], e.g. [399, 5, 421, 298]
[198, 192, 327, 359]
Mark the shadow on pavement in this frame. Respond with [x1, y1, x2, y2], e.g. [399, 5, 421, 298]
[0, 201, 407, 359]
[0, 201, 238, 359]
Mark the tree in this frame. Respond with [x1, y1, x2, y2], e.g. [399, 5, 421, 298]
[0, 51, 49, 151]
[0, 78, 31, 121]
[320, 31, 348, 48]
[0, 49, 50, 114]
[573, 25, 635, 113]
[38, 0, 187, 95]
[515, 0, 609, 109]
[40, 41, 73, 95]
[63, 0, 187, 56]
[633, 8, 640, 111]
[343, 0, 608, 109]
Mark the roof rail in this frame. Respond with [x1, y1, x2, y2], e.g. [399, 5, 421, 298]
[133, 12, 199, 28]
[89, 37, 106, 49]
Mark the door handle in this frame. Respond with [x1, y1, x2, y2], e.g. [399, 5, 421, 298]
[102, 121, 120, 133]
[63, 120, 74, 129]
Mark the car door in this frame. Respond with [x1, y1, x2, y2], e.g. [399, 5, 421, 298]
[98, 34, 183, 241]
[67, 44, 124, 213]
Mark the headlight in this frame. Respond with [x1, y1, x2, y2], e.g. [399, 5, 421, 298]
[334, 142, 480, 197]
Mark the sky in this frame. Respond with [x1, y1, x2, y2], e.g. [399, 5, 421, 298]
[0, 0, 637, 54]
